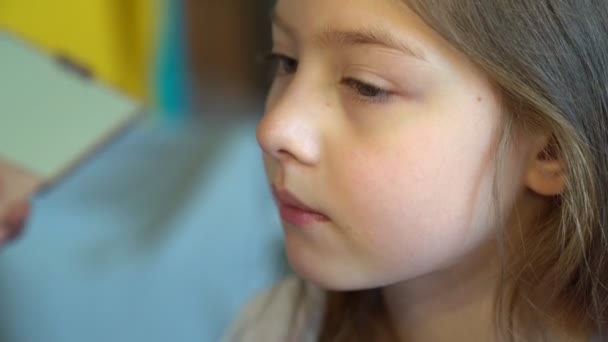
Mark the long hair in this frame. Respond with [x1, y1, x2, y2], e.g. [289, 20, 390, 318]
[319, 1, 608, 341]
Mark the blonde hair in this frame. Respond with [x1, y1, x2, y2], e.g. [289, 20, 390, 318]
[318, 1, 608, 341]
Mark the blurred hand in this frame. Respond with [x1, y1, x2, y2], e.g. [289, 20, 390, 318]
[0, 160, 40, 246]
[0, 198, 30, 245]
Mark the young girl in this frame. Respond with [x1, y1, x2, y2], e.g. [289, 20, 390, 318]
[226, 0, 608, 341]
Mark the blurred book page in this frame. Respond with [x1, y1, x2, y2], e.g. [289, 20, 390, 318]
[0, 32, 143, 186]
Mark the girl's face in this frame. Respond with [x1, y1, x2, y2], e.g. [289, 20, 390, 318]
[258, 0, 533, 290]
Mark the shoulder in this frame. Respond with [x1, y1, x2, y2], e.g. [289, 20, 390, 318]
[223, 276, 325, 342]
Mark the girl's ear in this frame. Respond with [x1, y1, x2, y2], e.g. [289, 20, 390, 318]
[525, 136, 565, 196]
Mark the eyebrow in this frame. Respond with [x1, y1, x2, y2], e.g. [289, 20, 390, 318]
[270, 10, 427, 62]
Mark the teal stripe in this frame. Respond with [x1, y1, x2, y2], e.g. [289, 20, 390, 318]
[154, 0, 191, 119]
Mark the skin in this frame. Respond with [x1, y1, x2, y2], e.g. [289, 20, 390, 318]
[0, 160, 38, 246]
[257, 0, 569, 340]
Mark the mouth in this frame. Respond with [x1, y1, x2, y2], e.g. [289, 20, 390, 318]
[272, 186, 330, 226]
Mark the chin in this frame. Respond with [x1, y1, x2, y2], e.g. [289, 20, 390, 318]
[285, 244, 342, 290]
[284, 242, 383, 291]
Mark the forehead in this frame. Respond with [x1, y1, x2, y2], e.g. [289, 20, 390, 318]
[272, 0, 462, 67]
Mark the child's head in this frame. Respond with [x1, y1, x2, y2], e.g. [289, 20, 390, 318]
[257, 0, 608, 338]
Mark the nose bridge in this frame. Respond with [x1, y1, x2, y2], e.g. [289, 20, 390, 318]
[257, 73, 326, 165]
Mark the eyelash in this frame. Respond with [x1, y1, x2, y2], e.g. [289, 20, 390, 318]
[265, 52, 393, 104]
[266, 52, 298, 76]
[341, 78, 393, 104]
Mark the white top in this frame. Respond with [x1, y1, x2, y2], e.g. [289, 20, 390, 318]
[223, 277, 325, 342]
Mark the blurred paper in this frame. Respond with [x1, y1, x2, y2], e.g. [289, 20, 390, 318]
[0, 32, 143, 186]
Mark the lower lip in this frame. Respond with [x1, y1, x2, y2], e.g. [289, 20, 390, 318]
[279, 204, 329, 226]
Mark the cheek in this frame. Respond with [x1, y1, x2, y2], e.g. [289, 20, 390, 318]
[326, 119, 500, 269]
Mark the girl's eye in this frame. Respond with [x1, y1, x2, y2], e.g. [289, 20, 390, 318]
[342, 78, 392, 103]
[267, 52, 299, 76]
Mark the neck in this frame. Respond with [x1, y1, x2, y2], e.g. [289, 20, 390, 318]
[382, 241, 500, 342]
[380, 190, 592, 342]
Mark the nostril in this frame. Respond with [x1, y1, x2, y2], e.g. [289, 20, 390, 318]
[277, 149, 297, 162]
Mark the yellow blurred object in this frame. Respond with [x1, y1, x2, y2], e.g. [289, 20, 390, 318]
[0, 0, 160, 100]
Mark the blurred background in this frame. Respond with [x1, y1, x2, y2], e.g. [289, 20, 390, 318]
[0, 1, 287, 341]
[0, 0, 274, 110]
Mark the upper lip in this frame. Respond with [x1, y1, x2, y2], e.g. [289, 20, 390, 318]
[272, 186, 324, 214]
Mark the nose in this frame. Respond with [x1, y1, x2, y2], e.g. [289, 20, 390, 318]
[256, 84, 323, 166]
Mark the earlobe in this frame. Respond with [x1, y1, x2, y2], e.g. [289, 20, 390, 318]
[525, 142, 565, 197]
